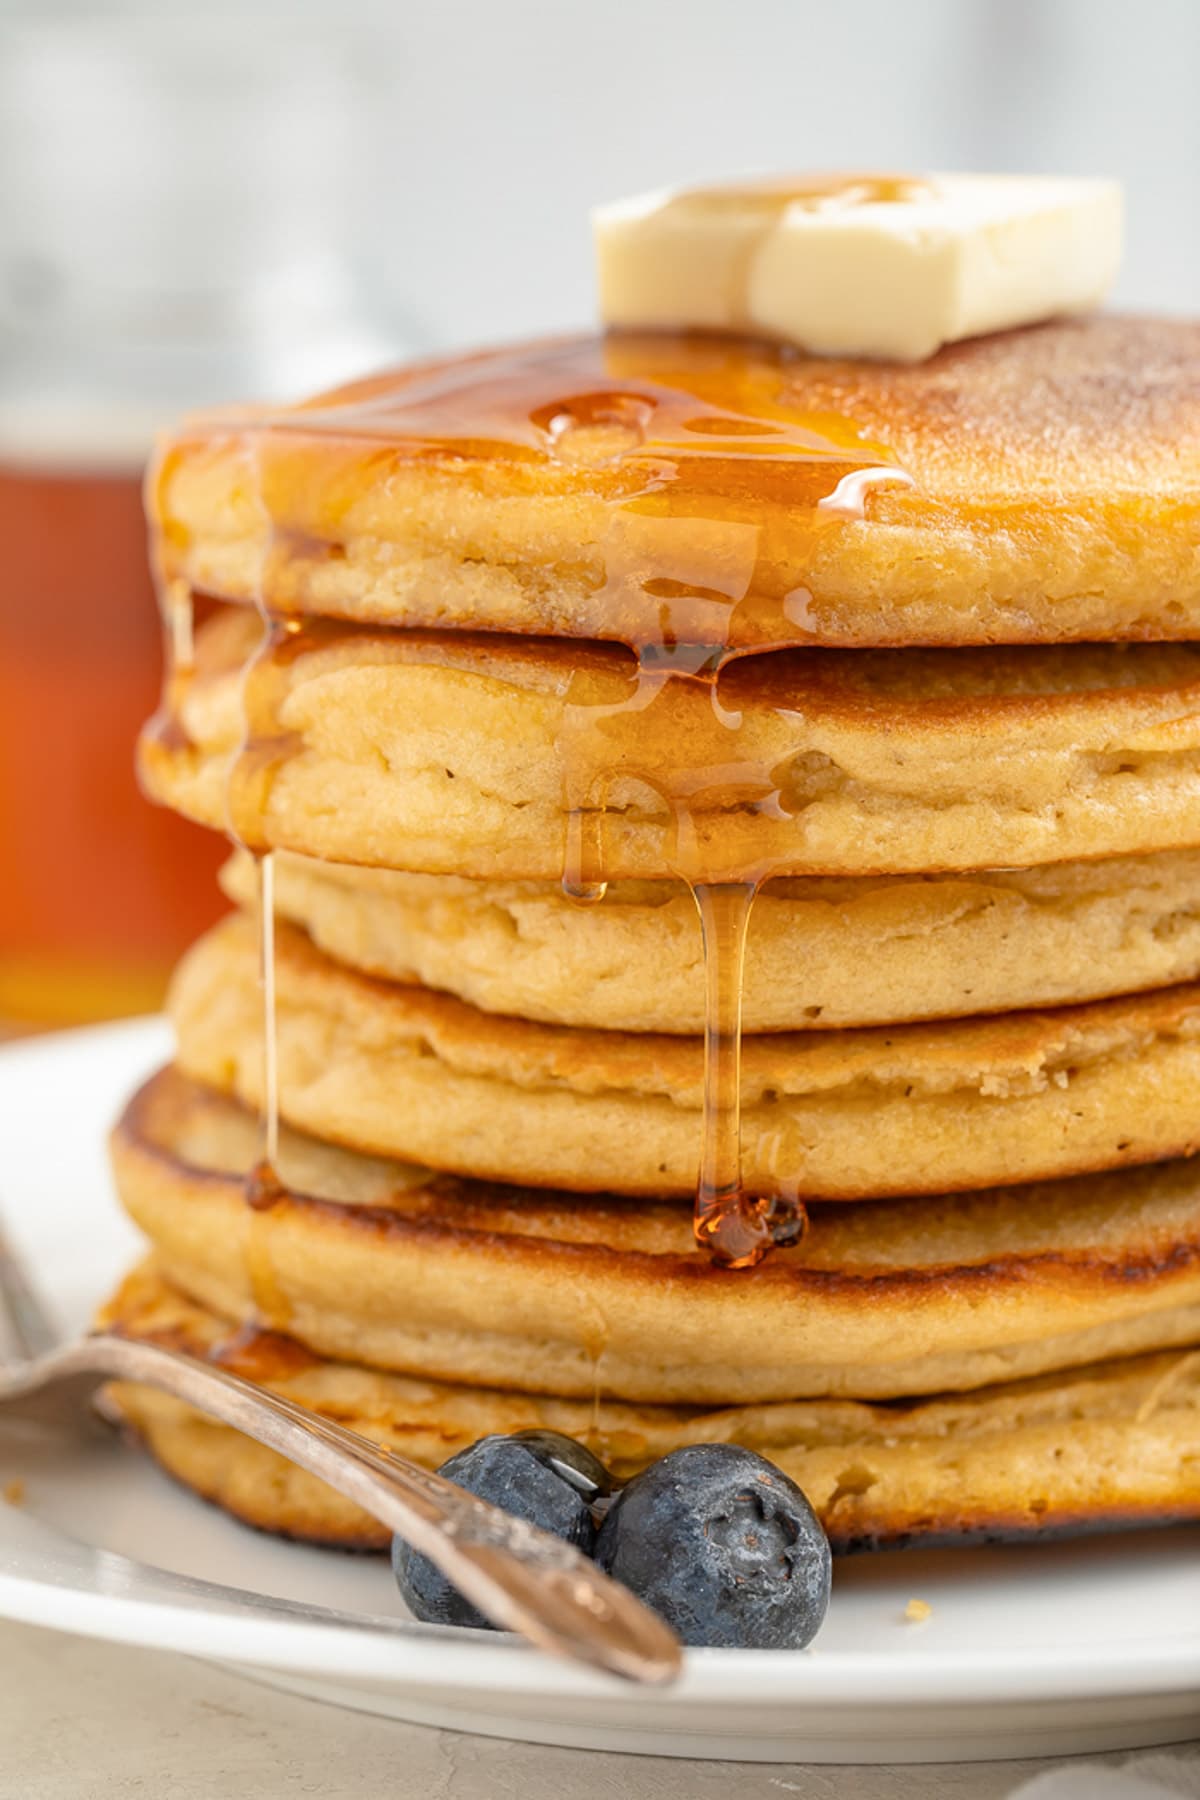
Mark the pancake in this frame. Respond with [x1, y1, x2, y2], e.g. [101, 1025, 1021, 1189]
[110, 1066, 1200, 1405]
[141, 607, 1200, 880]
[149, 318, 1200, 651]
[171, 912, 1200, 1204]
[223, 844, 1200, 1034]
[100, 1261, 1200, 1553]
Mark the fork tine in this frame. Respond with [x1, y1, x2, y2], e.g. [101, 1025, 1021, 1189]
[0, 1210, 61, 1362]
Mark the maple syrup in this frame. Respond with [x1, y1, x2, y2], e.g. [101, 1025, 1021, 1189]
[209, 1320, 318, 1385]
[214, 330, 914, 652]
[670, 174, 932, 210]
[150, 330, 910, 1268]
[146, 487, 290, 1321]
[554, 639, 814, 1264]
[238, 713, 288, 1316]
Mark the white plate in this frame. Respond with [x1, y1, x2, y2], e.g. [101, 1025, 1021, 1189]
[0, 1018, 1198, 1763]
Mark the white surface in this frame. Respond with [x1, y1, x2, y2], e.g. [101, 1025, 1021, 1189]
[1014, 1762, 1200, 1798]
[4, 1621, 1198, 1800]
[0, 1021, 1199, 1764]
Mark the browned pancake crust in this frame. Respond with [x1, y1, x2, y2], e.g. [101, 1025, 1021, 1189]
[151, 319, 1200, 649]
[219, 845, 1200, 1035]
[110, 1067, 1200, 1405]
[170, 912, 1200, 1205]
[140, 608, 1200, 880]
[100, 1262, 1200, 1554]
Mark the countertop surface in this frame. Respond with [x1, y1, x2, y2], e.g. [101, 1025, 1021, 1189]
[2, 1618, 1198, 1800]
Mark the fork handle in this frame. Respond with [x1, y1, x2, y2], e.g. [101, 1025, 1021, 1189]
[15, 1333, 679, 1684]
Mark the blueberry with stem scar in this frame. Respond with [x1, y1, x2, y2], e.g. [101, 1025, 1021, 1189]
[594, 1443, 831, 1649]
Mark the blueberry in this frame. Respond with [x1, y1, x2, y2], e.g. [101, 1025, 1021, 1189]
[594, 1443, 831, 1650]
[391, 1433, 602, 1630]
[509, 1429, 615, 1501]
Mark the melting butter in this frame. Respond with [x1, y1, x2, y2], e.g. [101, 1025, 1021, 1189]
[595, 173, 1123, 360]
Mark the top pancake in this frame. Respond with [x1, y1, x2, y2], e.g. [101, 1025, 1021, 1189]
[150, 318, 1200, 650]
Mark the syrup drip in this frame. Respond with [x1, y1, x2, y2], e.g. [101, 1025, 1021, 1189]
[690, 881, 807, 1268]
[210, 1320, 318, 1385]
[226, 601, 308, 1258]
[164, 577, 194, 672]
[226, 614, 308, 854]
[239, 815, 288, 1327]
[146, 500, 297, 1303]
[247, 848, 281, 1189]
[557, 641, 813, 1265]
[693, 881, 758, 1262]
[144, 576, 196, 752]
[227, 438, 304, 1321]
[561, 802, 609, 905]
[147, 443, 196, 735]
[152, 331, 913, 1269]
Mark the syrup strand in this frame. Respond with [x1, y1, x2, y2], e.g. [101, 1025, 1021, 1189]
[144, 575, 195, 754]
[562, 797, 608, 904]
[241, 846, 290, 1325]
[690, 879, 770, 1268]
[257, 847, 280, 1176]
[237, 431, 286, 1216]
[244, 847, 284, 1211]
[165, 577, 194, 673]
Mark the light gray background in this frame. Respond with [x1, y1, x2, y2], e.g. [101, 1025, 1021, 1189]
[1, 0, 1197, 376]
[367, 0, 1200, 346]
[0, 1, 1197, 1789]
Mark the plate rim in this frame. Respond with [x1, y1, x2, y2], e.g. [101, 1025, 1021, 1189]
[0, 1017, 1198, 1720]
[2, 1540, 1200, 1704]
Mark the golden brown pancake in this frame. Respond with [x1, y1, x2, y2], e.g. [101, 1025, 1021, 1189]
[223, 843, 1200, 1034]
[110, 1066, 1200, 1405]
[100, 1261, 1200, 1553]
[171, 912, 1200, 1205]
[142, 607, 1200, 880]
[150, 319, 1200, 650]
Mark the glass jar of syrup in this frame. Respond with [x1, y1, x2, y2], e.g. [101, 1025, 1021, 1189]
[0, 12, 409, 1029]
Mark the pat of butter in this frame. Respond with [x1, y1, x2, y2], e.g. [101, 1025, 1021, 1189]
[593, 174, 1123, 361]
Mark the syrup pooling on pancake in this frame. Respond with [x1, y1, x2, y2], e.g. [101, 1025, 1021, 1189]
[256, 332, 913, 648]
[148, 334, 915, 1267]
[150, 317, 1200, 650]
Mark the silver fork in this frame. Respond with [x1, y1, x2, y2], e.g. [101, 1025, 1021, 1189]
[0, 1220, 680, 1684]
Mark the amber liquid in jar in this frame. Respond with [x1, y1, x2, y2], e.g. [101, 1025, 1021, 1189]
[0, 462, 225, 1028]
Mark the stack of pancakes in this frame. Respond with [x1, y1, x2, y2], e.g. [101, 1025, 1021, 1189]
[104, 317, 1200, 1552]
